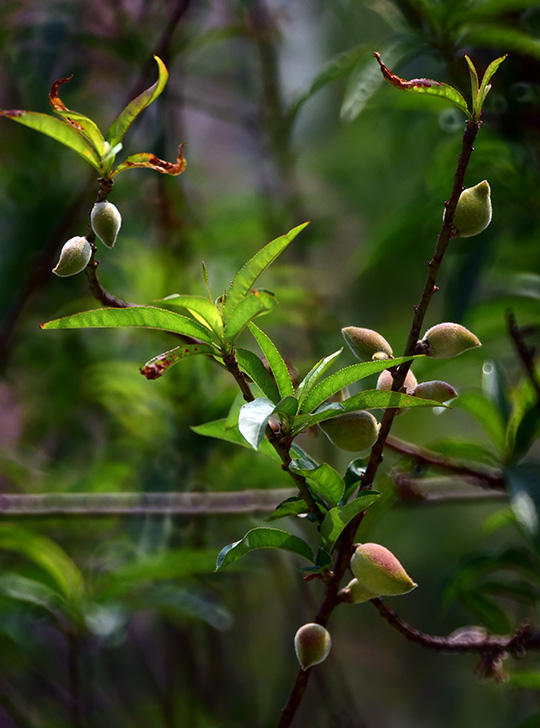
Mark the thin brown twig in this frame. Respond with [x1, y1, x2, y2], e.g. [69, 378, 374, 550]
[507, 310, 540, 408]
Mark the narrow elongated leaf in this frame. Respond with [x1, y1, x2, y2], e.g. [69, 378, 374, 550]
[478, 54, 507, 108]
[158, 294, 223, 338]
[320, 492, 380, 552]
[41, 306, 215, 344]
[465, 55, 480, 118]
[224, 223, 309, 315]
[300, 356, 416, 415]
[238, 397, 276, 450]
[289, 460, 345, 507]
[374, 52, 470, 118]
[0, 573, 64, 615]
[107, 55, 169, 146]
[0, 110, 102, 171]
[235, 348, 280, 402]
[224, 290, 276, 342]
[191, 418, 281, 462]
[296, 349, 343, 409]
[216, 527, 314, 570]
[458, 590, 511, 634]
[113, 144, 186, 176]
[248, 323, 295, 398]
[506, 464, 540, 544]
[140, 343, 216, 379]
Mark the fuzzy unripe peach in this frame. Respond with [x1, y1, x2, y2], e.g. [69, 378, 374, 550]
[417, 323, 481, 359]
[376, 368, 418, 395]
[452, 180, 492, 238]
[52, 236, 92, 277]
[339, 578, 379, 604]
[319, 410, 379, 452]
[294, 623, 331, 670]
[350, 543, 417, 597]
[413, 380, 458, 403]
[342, 327, 393, 362]
[91, 201, 122, 248]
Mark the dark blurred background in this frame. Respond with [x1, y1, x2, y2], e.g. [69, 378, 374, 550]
[1, 1, 540, 726]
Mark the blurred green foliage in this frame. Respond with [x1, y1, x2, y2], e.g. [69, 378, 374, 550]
[1, 1, 540, 727]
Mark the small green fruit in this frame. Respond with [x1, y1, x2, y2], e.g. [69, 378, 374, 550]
[413, 380, 458, 403]
[342, 327, 393, 362]
[350, 542, 417, 597]
[91, 201, 122, 248]
[452, 180, 492, 238]
[339, 578, 379, 604]
[52, 236, 92, 277]
[294, 623, 331, 670]
[418, 322, 481, 359]
[319, 411, 379, 452]
[376, 368, 417, 395]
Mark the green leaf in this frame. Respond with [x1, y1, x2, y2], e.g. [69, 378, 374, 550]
[506, 464, 540, 545]
[267, 496, 309, 522]
[453, 391, 506, 453]
[48, 77, 108, 157]
[0, 573, 64, 615]
[140, 343, 216, 379]
[289, 460, 345, 507]
[298, 356, 417, 416]
[512, 406, 540, 459]
[507, 671, 540, 690]
[465, 55, 480, 119]
[478, 54, 507, 110]
[296, 349, 343, 410]
[0, 110, 102, 171]
[41, 306, 216, 344]
[235, 348, 280, 402]
[107, 55, 169, 147]
[320, 492, 381, 552]
[223, 290, 276, 342]
[224, 223, 309, 316]
[238, 397, 276, 450]
[248, 322, 295, 398]
[374, 52, 470, 118]
[343, 458, 366, 501]
[191, 418, 281, 462]
[458, 590, 511, 634]
[0, 526, 84, 603]
[216, 527, 314, 570]
[158, 294, 224, 339]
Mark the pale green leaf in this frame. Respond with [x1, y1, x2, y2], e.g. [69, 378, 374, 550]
[453, 391, 506, 453]
[235, 348, 280, 402]
[248, 323, 295, 398]
[296, 349, 343, 410]
[0, 110, 102, 171]
[216, 527, 314, 570]
[224, 222, 309, 315]
[478, 54, 508, 108]
[158, 294, 223, 339]
[191, 418, 281, 462]
[224, 290, 276, 342]
[41, 306, 215, 344]
[107, 55, 169, 147]
[238, 397, 277, 450]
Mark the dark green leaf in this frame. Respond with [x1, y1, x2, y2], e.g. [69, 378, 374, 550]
[224, 290, 276, 342]
[289, 460, 345, 507]
[320, 492, 381, 552]
[0, 110, 102, 171]
[458, 590, 511, 634]
[248, 323, 295, 398]
[453, 391, 506, 453]
[107, 55, 169, 147]
[191, 418, 281, 462]
[506, 464, 540, 545]
[512, 406, 540, 460]
[343, 459, 366, 501]
[216, 527, 314, 570]
[41, 306, 216, 344]
[235, 348, 280, 402]
[267, 496, 308, 522]
[224, 223, 308, 316]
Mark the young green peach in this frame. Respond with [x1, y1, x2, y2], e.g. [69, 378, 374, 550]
[342, 327, 393, 362]
[452, 180, 492, 238]
[413, 380, 458, 403]
[319, 410, 379, 452]
[91, 200, 122, 248]
[294, 623, 331, 670]
[350, 543, 417, 597]
[339, 578, 379, 604]
[52, 236, 92, 277]
[417, 323, 481, 359]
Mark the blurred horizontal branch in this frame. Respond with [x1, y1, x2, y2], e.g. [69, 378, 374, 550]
[0, 489, 295, 517]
